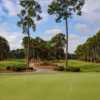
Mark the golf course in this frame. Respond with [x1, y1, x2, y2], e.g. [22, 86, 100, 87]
[0, 60, 100, 100]
[0, 73, 100, 100]
[0, 0, 100, 100]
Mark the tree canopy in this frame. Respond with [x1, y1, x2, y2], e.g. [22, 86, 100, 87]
[0, 36, 10, 60]
[75, 31, 100, 62]
[22, 33, 66, 60]
[48, 0, 85, 22]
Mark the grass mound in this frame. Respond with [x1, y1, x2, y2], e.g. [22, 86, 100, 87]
[52, 60, 100, 72]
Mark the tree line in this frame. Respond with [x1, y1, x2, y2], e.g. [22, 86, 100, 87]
[22, 33, 65, 60]
[0, 33, 77, 61]
[0, 33, 66, 60]
[75, 31, 100, 62]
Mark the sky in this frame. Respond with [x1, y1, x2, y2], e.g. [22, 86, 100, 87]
[0, 0, 100, 53]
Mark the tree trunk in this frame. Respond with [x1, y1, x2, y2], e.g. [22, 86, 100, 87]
[93, 47, 96, 62]
[26, 29, 30, 68]
[65, 18, 68, 70]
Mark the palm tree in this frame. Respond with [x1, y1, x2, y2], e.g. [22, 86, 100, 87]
[48, 0, 85, 69]
[17, 0, 42, 68]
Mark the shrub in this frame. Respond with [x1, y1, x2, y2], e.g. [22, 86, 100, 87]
[6, 66, 16, 71]
[26, 67, 34, 71]
[15, 67, 26, 72]
[54, 65, 80, 72]
[6, 66, 11, 70]
[66, 67, 80, 72]
[54, 65, 65, 71]
[6, 64, 26, 72]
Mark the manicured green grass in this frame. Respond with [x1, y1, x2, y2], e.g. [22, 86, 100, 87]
[0, 59, 25, 68]
[0, 73, 100, 100]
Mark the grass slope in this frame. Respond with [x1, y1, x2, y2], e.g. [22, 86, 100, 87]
[0, 59, 25, 68]
[0, 59, 100, 72]
[0, 73, 100, 100]
[69, 60, 100, 72]
[53, 60, 100, 72]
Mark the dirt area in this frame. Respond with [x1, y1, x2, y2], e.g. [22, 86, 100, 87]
[30, 60, 57, 70]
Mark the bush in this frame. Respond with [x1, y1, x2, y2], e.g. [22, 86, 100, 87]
[54, 65, 65, 71]
[15, 67, 26, 72]
[54, 65, 80, 72]
[6, 64, 26, 72]
[66, 67, 80, 72]
[6, 66, 11, 70]
[26, 67, 35, 71]
[6, 66, 16, 71]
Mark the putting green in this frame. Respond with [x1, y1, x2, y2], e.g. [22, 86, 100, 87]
[0, 73, 100, 100]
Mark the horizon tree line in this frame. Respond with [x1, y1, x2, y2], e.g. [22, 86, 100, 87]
[0, 33, 76, 61]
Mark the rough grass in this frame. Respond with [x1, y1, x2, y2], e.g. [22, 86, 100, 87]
[0, 73, 100, 100]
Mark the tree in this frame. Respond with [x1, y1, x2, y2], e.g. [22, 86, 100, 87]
[22, 33, 66, 60]
[75, 45, 84, 60]
[48, 0, 85, 69]
[17, 0, 42, 68]
[50, 33, 65, 59]
[10, 49, 25, 59]
[0, 36, 10, 60]
[76, 30, 100, 62]
[96, 31, 100, 61]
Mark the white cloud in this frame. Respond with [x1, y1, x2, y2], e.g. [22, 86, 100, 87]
[80, 0, 100, 23]
[0, 25, 24, 50]
[41, 28, 63, 40]
[75, 23, 91, 35]
[2, 0, 18, 16]
[68, 34, 83, 53]
[45, 28, 63, 35]
[35, 0, 53, 25]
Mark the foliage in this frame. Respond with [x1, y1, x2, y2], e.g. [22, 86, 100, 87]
[75, 31, 100, 62]
[0, 36, 10, 60]
[17, 0, 42, 33]
[66, 67, 80, 72]
[9, 49, 25, 59]
[22, 33, 66, 60]
[54, 65, 65, 71]
[48, 0, 85, 22]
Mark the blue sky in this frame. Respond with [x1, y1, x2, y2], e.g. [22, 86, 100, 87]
[0, 0, 100, 53]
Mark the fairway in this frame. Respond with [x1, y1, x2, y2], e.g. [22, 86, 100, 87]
[0, 73, 100, 100]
